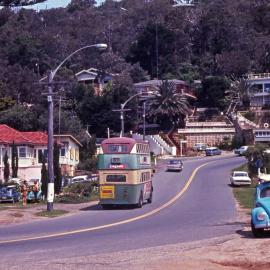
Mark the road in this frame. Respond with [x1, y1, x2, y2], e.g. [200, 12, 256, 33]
[0, 155, 245, 267]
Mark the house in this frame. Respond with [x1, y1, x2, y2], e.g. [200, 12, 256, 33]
[0, 125, 82, 181]
[246, 73, 270, 107]
[75, 68, 113, 96]
[134, 79, 196, 100]
[177, 121, 235, 149]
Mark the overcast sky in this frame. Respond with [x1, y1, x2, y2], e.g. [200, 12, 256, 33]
[27, 0, 105, 10]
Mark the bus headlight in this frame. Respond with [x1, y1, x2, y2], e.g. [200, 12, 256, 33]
[257, 211, 267, 221]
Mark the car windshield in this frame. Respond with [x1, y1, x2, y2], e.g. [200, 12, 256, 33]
[169, 160, 181, 165]
[261, 187, 270, 198]
[234, 172, 248, 177]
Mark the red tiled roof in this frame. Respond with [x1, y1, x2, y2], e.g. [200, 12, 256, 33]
[22, 132, 48, 145]
[0, 125, 47, 145]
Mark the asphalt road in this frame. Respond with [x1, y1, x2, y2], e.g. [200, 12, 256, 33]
[0, 155, 246, 266]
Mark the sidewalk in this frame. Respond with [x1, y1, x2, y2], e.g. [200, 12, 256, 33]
[0, 200, 99, 227]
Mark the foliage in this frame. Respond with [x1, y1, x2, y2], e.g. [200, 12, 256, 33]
[147, 80, 190, 129]
[11, 141, 18, 178]
[77, 156, 98, 172]
[41, 153, 47, 197]
[243, 111, 256, 122]
[231, 134, 244, 149]
[245, 144, 270, 175]
[3, 151, 9, 182]
[53, 142, 62, 195]
[198, 76, 230, 110]
[0, 1, 46, 6]
[35, 209, 69, 218]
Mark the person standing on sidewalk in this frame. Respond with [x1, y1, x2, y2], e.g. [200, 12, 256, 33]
[33, 180, 39, 203]
[21, 180, 28, 206]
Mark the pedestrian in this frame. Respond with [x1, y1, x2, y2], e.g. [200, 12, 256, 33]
[21, 180, 28, 206]
[33, 180, 39, 203]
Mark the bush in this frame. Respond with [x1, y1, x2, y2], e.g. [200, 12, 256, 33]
[63, 182, 94, 197]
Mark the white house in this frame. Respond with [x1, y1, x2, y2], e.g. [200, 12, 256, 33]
[0, 125, 82, 181]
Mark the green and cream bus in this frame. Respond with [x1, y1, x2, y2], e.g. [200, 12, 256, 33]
[98, 137, 153, 208]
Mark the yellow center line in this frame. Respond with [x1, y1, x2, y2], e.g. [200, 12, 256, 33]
[0, 161, 212, 245]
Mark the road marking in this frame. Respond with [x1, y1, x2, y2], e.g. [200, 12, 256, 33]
[0, 161, 211, 245]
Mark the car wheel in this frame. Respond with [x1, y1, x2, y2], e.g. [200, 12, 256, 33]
[251, 220, 264, 238]
[137, 193, 143, 208]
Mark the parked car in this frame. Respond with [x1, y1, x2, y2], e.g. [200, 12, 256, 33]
[230, 171, 251, 186]
[72, 175, 98, 183]
[234, 146, 248, 156]
[166, 159, 183, 172]
[251, 181, 270, 237]
[0, 185, 20, 203]
[193, 143, 208, 151]
[205, 147, 222, 156]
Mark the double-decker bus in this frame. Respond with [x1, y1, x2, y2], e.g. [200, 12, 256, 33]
[98, 137, 153, 208]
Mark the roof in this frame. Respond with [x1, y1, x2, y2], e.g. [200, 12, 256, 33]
[0, 125, 32, 144]
[54, 134, 82, 147]
[101, 137, 147, 145]
[22, 132, 48, 145]
[134, 79, 187, 87]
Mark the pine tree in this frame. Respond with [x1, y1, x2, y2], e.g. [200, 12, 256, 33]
[11, 141, 18, 178]
[3, 151, 10, 182]
[53, 142, 62, 195]
[41, 153, 48, 197]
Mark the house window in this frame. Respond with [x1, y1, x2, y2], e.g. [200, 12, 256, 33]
[19, 147, 26, 158]
[60, 148, 66, 157]
[38, 149, 48, 163]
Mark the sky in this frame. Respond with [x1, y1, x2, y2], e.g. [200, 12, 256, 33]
[27, 0, 105, 10]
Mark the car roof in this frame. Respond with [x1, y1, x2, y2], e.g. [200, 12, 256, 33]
[233, 171, 248, 173]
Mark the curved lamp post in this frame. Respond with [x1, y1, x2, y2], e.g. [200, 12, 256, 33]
[113, 91, 156, 138]
[46, 43, 107, 211]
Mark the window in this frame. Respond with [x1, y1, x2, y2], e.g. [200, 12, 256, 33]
[38, 149, 48, 163]
[19, 147, 26, 158]
[106, 175, 126, 182]
[108, 144, 128, 153]
[60, 148, 66, 157]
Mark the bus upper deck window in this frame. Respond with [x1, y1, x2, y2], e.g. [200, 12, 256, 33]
[108, 144, 128, 153]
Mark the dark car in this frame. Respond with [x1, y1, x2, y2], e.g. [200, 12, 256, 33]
[166, 159, 183, 172]
[0, 186, 20, 203]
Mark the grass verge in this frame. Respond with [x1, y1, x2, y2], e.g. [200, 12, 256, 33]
[232, 163, 256, 210]
[35, 209, 69, 218]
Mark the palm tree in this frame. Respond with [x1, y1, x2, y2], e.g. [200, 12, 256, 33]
[146, 80, 191, 129]
[225, 77, 251, 114]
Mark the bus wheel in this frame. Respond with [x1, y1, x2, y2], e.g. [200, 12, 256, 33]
[137, 193, 143, 208]
[147, 190, 153, 204]
[101, 204, 111, 210]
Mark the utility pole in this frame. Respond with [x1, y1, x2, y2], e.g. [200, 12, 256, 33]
[143, 102, 146, 141]
[47, 71, 54, 212]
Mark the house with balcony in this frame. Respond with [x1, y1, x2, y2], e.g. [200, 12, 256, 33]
[75, 68, 113, 96]
[0, 125, 82, 181]
[246, 73, 270, 107]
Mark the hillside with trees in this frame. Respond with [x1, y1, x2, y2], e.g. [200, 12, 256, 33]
[0, 0, 269, 139]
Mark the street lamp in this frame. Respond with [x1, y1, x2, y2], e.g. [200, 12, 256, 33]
[45, 43, 107, 212]
[113, 91, 157, 138]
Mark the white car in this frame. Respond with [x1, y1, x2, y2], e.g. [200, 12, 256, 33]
[230, 171, 251, 186]
[234, 146, 248, 155]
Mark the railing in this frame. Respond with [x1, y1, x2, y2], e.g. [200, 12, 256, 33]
[246, 73, 270, 79]
[153, 135, 176, 156]
[237, 111, 259, 128]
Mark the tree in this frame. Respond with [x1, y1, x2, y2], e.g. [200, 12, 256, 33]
[41, 153, 48, 197]
[0, 0, 46, 6]
[147, 80, 190, 129]
[53, 142, 62, 195]
[3, 150, 9, 182]
[225, 77, 251, 114]
[198, 76, 230, 111]
[11, 141, 18, 178]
